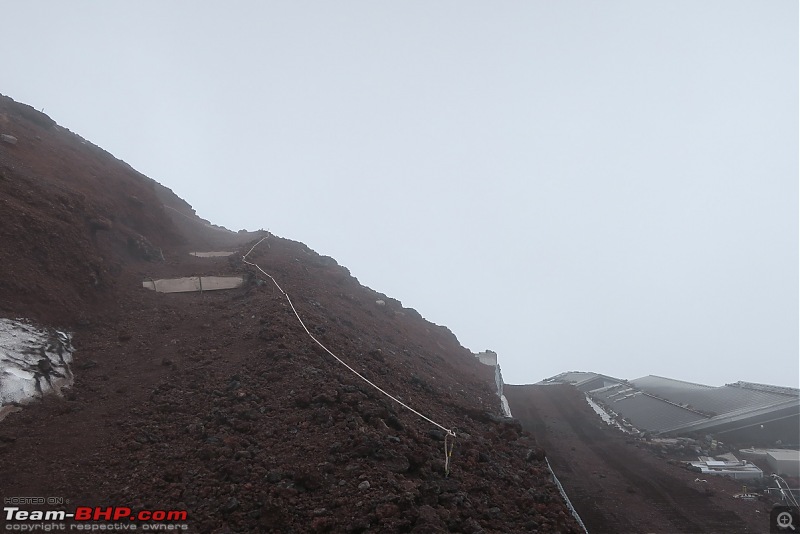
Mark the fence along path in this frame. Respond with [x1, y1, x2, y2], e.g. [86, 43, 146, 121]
[242, 237, 458, 474]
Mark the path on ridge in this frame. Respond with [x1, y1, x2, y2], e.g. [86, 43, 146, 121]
[505, 384, 770, 533]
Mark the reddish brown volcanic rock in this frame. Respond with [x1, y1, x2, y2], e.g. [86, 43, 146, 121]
[0, 94, 581, 533]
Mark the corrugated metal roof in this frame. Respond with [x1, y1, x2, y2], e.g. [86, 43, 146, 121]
[539, 371, 800, 437]
[538, 371, 623, 391]
[539, 372, 603, 386]
[608, 393, 707, 431]
[630, 376, 796, 417]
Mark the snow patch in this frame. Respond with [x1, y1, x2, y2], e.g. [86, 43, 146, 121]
[585, 394, 638, 434]
[0, 319, 74, 421]
[500, 393, 512, 418]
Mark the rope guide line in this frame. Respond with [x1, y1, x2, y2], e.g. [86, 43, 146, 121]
[242, 237, 457, 456]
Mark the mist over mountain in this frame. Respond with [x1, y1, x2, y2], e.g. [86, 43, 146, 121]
[0, 94, 582, 533]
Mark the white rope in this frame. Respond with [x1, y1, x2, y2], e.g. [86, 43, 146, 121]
[242, 237, 457, 440]
[773, 474, 800, 508]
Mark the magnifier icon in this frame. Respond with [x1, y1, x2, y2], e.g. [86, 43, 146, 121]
[778, 511, 796, 531]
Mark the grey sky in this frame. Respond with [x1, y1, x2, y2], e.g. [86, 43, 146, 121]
[4, 1, 798, 387]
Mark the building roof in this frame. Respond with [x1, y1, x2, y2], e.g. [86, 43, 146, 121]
[540, 371, 800, 440]
[605, 390, 707, 431]
[538, 371, 622, 392]
[766, 450, 800, 461]
[630, 376, 797, 417]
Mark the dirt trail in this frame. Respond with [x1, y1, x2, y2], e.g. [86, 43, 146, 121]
[505, 384, 772, 533]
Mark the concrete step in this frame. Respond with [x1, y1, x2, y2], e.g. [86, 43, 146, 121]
[189, 252, 234, 257]
[142, 276, 243, 293]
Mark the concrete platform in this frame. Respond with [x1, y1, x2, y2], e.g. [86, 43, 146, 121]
[142, 276, 243, 293]
[190, 252, 235, 257]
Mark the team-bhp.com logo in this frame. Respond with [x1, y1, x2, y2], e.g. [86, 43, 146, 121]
[4, 505, 188, 530]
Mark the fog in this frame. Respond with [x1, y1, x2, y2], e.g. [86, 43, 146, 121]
[3, 1, 797, 386]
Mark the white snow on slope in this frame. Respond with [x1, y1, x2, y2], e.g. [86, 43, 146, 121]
[585, 394, 638, 434]
[0, 319, 73, 421]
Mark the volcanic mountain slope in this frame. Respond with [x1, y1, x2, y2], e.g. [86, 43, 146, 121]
[0, 94, 581, 533]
